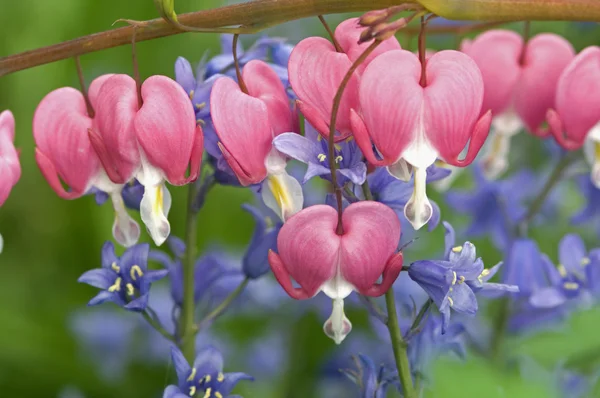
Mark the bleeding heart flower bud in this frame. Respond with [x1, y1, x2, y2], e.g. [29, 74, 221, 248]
[288, 18, 401, 142]
[0, 110, 20, 207]
[211, 60, 302, 221]
[462, 30, 574, 178]
[268, 201, 403, 343]
[134, 75, 204, 246]
[351, 50, 491, 230]
[546, 46, 600, 187]
[33, 75, 141, 248]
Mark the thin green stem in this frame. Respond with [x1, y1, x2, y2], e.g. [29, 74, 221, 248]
[179, 183, 200, 362]
[385, 289, 417, 398]
[361, 180, 374, 201]
[142, 310, 176, 343]
[407, 298, 433, 337]
[199, 278, 249, 327]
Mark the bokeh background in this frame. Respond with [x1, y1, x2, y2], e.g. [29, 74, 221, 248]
[1, 1, 600, 397]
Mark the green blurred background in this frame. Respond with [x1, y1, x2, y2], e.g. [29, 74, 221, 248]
[1, 1, 600, 397]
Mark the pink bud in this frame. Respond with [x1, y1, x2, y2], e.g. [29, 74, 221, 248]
[211, 60, 294, 186]
[462, 30, 574, 135]
[351, 50, 491, 229]
[548, 46, 600, 150]
[269, 201, 402, 343]
[89, 74, 141, 184]
[288, 18, 400, 142]
[0, 110, 21, 207]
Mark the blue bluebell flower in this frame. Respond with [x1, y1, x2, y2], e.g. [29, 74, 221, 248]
[90, 179, 144, 211]
[78, 242, 168, 311]
[519, 357, 598, 398]
[408, 222, 518, 331]
[341, 355, 398, 398]
[241, 203, 282, 279]
[527, 234, 600, 309]
[149, 237, 242, 308]
[572, 175, 600, 236]
[446, 166, 543, 250]
[163, 346, 253, 398]
[273, 123, 367, 186]
[365, 165, 450, 232]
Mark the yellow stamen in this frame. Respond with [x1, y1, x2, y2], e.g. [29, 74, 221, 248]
[195, 102, 206, 110]
[154, 186, 163, 216]
[203, 388, 212, 398]
[563, 282, 579, 290]
[111, 262, 120, 273]
[197, 119, 206, 125]
[478, 269, 490, 283]
[452, 246, 462, 253]
[189, 386, 197, 396]
[108, 277, 122, 292]
[334, 155, 343, 163]
[268, 175, 291, 212]
[130, 265, 144, 281]
[581, 257, 591, 266]
[595, 141, 600, 162]
[126, 283, 135, 296]
[215, 393, 223, 398]
[345, 136, 354, 143]
[189, 90, 195, 100]
[458, 276, 465, 284]
[217, 372, 225, 382]
[187, 368, 197, 382]
[451, 271, 457, 285]
[334, 143, 342, 151]
[447, 296, 454, 307]
[317, 153, 327, 162]
[558, 264, 567, 278]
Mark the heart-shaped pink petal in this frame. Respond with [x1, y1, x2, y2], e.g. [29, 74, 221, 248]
[0, 110, 21, 206]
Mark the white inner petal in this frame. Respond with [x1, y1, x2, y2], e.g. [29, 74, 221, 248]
[491, 111, 523, 137]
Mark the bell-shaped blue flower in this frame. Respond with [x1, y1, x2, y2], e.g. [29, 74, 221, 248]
[163, 346, 253, 398]
[241, 204, 282, 279]
[408, 222, 518, 331]
[78, 242, 168, 312]
[341, 355, 398, 398]
[572, 175, 600, 236]
[273, 123, 367, 186]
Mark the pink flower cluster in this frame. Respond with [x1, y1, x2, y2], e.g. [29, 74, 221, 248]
[0, 110, 21, 253]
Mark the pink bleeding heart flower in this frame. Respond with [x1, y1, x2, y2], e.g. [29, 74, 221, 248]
[0, 110, 20, 207]
[0, 110, 21, 254]
[211, 60, 302, 221]
[547, 46, 600, 187]
[462, 30, 574, 178]
[351, 50, 492, 230]
[33, 75, 141, 247]
[134, 75, 204, 246]
[268, 201, 403, 343]
[288, 17, 401, 142]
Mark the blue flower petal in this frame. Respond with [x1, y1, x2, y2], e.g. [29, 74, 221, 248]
[78, 268, 115, 289]
[174, 57, 196, 97]
[101, 241, 118, 269]
[219, 372, 255, 395]
[529, 287, 567, 308]
[120, 243, 150, 272]
[124, 293, 149, 312]
[170, 346, 192, 387]
[162, 385, 189, 398]
[338, 162, 367, 185]
[87, 290, 117, 307]
[448, 284, 478, 315]
[193, 345, 224, 375]
[559, 234, 587, 274]
[272, 133, 320, 164]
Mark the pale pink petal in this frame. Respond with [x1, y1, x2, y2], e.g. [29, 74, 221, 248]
[462, 30, 522, 116]
[268, 251, 311, 300]
[272, 205, 340, 298]
[243, 60, 294, 136]
[514, 34, 575, 133]
[87, 74, 115, 108]
[134, 75, 198, 185]
[355, 50, 421, 165]
[211, 77, 271, 185]
[424, 50, 487, 164]
[552, 46, 600, 149]
[288, 37, 359, 141]
[92, 74, 140, 183]
[339, 201, 401, 295]
[33, 87, 99, 197]
[335, 17, 402, 73]
[0, 111, 20, 206]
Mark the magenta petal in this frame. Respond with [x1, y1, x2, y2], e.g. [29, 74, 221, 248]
[0, 111, 20, 206]
[273, 205, 340, 298]
[87, 74, 115, 108]
[339, 201, 401, 295]
[362, 252, 404, 297]
[334, 17, 401, 73]
[268, 251, 311, 300]
[211, 77, 271, 185]
[33, 87, 99, 196]
[514, 34, 575, 133]
[288, 37, 359, 141]
[553, 46, 600, 149]
[462, 30, 522, 116]
[424, 50, 486, 163]
[357, 50, 421, 164]
[93, 74, 141, 183]
[243, 60, 294, 137]
[134, 75, 198, 185]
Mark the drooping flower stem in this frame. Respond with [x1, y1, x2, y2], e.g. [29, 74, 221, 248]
[74, 56, 95, 117]
[385, 288, 417, 398]
[180, 182, 200, 362]
[142, 309, 177, 343]
[318, 15, 343, 52]
[328, 40, 381, 234]
[199, 277, 249, 328]
[232, 34, 249, 94]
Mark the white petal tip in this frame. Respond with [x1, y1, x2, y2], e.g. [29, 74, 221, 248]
[323, 299, 352, 344]
[404, 167, 432, 230]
